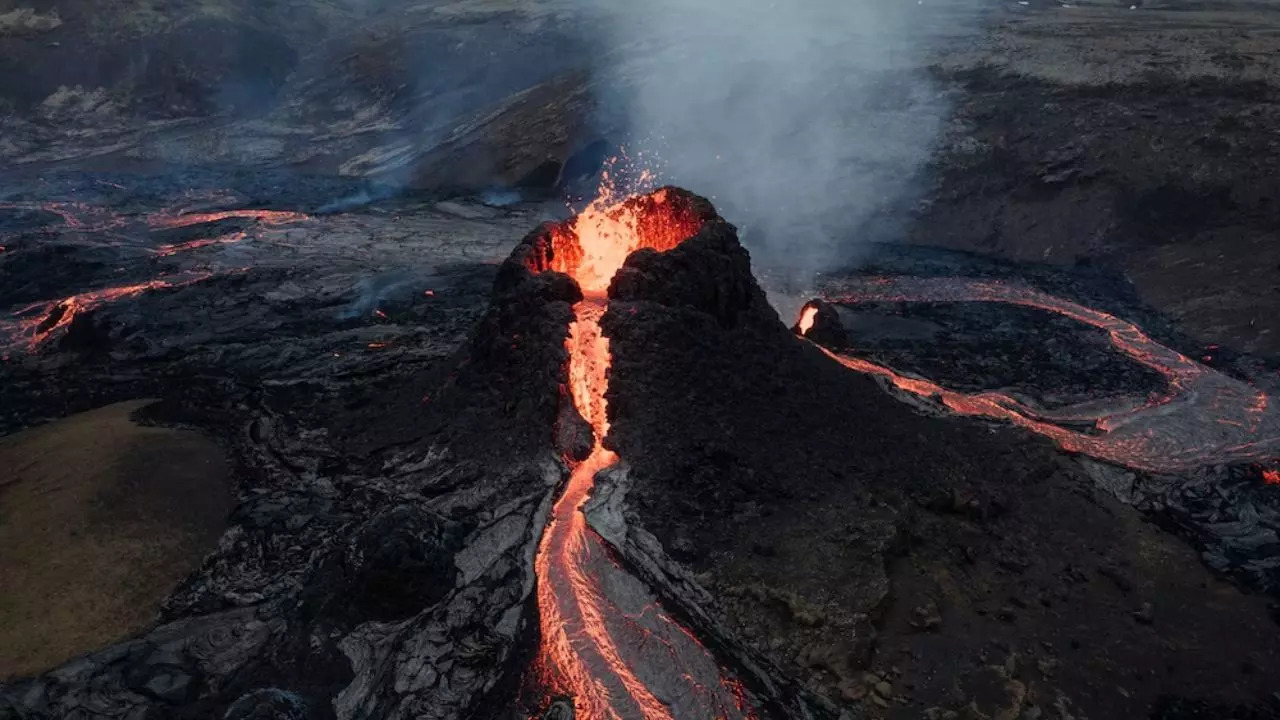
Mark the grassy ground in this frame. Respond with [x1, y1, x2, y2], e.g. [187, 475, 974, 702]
[0, 400, 232, 680]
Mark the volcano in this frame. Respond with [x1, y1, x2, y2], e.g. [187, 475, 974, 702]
[2, 185, 1280, 720]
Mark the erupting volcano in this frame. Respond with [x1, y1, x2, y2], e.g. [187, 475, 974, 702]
[522, 186, 753, 719]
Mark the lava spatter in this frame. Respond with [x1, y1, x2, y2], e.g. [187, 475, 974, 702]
[799, 276, 1280, 475]
[525, 186, 753, 719]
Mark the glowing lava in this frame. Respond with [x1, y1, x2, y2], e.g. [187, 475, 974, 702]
[1264, 469, 1280, 486]
[153, 231, 248, 257]
[801, 276, 1280, 475]
[528, 186, 752, 719]
[797, 305, 818, 335]
[146, 209, 308, 230]
[2, 274, 212, 351]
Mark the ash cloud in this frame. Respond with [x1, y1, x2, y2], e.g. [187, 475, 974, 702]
[578, 0, 952, 280]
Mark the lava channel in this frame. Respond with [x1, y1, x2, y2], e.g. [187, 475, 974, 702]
[1, 273, 212, 352]
[799, 276, 1280, 475]
[526, 186, 754, 719]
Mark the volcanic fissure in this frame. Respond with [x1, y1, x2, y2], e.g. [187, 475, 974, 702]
[521, 186, 753, 719]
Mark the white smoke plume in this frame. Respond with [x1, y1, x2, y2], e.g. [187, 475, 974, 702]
[578, 0, 952, 279]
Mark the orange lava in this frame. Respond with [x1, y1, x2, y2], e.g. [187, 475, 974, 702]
[529, 185, 752, 718]
[541, 188, 703, 294]
[5, 274, 212, 350]
[153, 231, 248, 257]
[1265, 469, 1280, 485]
[797, 305, 818, 335]
[806, 276, 1280, 475]
[147, 209, 308, 230]
[535, 300, 674, 719]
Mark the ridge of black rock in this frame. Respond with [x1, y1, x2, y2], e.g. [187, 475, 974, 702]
[608, 200, 773, 330]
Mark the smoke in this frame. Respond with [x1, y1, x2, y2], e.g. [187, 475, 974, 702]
[337, 271, 420, 321]
[577, 0, 952, 280]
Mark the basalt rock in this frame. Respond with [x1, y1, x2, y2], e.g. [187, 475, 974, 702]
[609, 209, 776, 330]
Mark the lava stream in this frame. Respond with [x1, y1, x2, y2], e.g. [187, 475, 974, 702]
[529, 187, 752, 719]
[146, 209, 308, 230]
[535, 300, 671, 720]
[803, 276, 1280, 474]
[2, 273, 212, 352]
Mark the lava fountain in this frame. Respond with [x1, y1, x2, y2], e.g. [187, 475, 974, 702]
[523, 187, 753, 719]
[796, 276, 1280, 476]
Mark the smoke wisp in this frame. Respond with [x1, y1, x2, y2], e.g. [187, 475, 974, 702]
[580, 0, 953, 279]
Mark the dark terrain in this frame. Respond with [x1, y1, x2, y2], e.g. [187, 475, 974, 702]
[2, 0, 1280, 718]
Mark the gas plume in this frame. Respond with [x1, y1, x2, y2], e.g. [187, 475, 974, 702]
[579, 0, 951, 278]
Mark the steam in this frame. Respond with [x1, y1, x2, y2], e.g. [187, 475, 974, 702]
[577, 0, 951, 280]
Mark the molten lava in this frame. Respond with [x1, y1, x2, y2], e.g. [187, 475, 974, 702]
[797, 305, 818, 335]
[1264, 469, 1280, 486]
[2, 273, 212, 351]
[146, 209, 307, 230]
[801, 276, 1280, 476]
[153, 231, 248, 257]
[529, 187, 752, 719]
[537, 189, 704, 294]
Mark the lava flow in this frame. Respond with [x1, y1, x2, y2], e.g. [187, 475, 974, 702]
[1, 273, 212, 352]
[146, 208, 308, 230]
[800, 276, 1280, 475]
[527, 187, 753, 719]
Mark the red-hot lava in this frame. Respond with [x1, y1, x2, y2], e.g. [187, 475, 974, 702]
[2, 273, 212, 352]
[153, 231, 249, 257]
[146, 209, 308, 230]
[1, 201, 310, 352]
[797, 305, 818, 336]
[526, 186, 751, 719]
[799, 276, 1280, 475]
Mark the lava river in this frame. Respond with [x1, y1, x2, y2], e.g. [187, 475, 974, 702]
[800, 276, 1280, 475]
[0, 200, 308, 353]
[528, 188, 754, 719]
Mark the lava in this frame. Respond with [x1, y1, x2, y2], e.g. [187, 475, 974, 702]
[2, 273, 212, 351]
[797, 305, 818, 335]
[529, 186, 752, 719]
[153, 230, 248, 257]
[801, 276, 1280, 475]
[146, 209, 308, 230]
[533, 180, 703, 294]
[1265, 469, 1280, 486]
